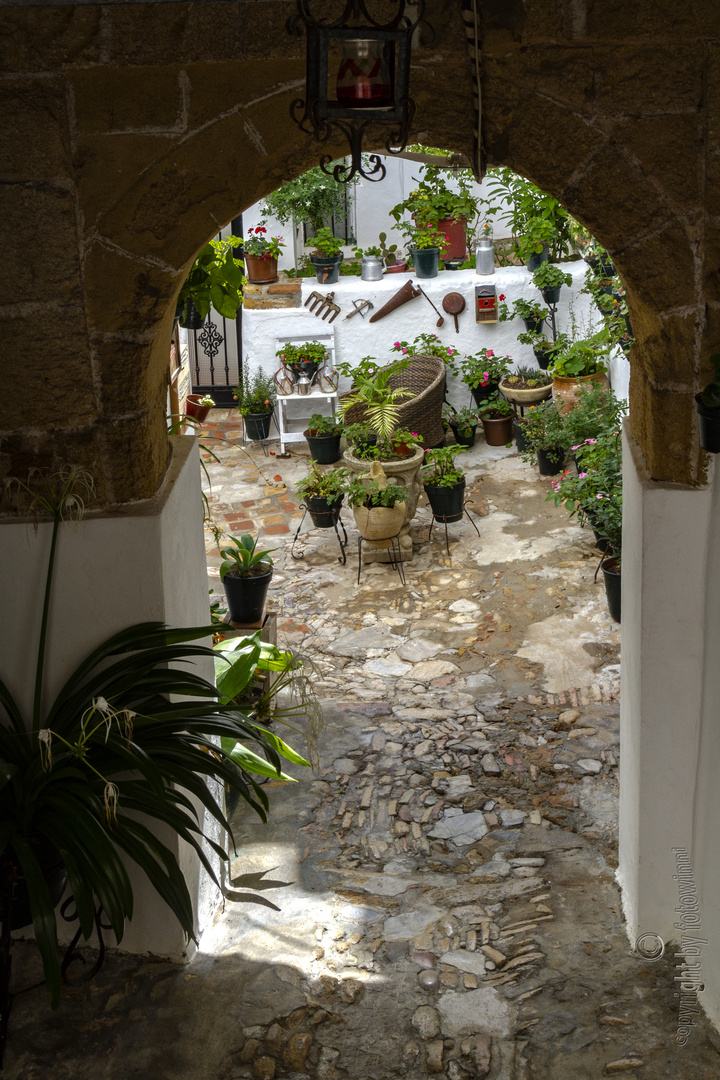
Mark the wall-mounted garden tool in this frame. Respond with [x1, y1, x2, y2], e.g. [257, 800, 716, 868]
[305, 290, 341, 322]
[442, 291, 466, 333]
[345, 298, 374, 320]
[368, 280, 421, 322]
[417, 285, 445, 328]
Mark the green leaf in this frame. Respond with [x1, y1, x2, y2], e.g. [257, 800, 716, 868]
[262, 731, 310, 767]
[225, 742, 296, 780]
[11, 836, 63, 1007]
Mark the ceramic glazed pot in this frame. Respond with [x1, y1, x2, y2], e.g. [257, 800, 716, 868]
[310, 254, 343, 285]
[481, 415, 514, 446]
[498, 379, 552, 407]
[244, 254, 278, 284]
[552, 371, 610, 414]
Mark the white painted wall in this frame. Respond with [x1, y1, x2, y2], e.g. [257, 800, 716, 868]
[618, 426, 720, 1031]
[0, 438, 221, 958]
[243, 260, 630, 423]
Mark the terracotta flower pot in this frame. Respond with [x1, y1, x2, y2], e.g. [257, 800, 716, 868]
[185, 394, 213, 423]
[552, 371, 610, 414]
[437, 216, 467, 261]
[244, 254, 278, 284]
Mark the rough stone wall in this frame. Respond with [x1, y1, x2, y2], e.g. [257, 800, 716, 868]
[1, 0, 719, 503]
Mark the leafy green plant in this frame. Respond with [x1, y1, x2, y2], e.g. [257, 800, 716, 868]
[177, 235, 245, 322]
[262, 165, 355, 232]
[391, 427, 423, 448]
[352, 244, 382, 259]
[0, 468, 303, 1008]
[276, 341, 328, 368]
[234, 366, 277, 415]
[421, 445, 466, 487]
[306, 227, 344, 258]
[339, 358, 412, 438]
[378, 230, 400, 266]
[346, 477, 406, 509]
[518, 402, 570, 461]
[443, 403, 478, 437]
[497, 297, 549, 324]
[391, 333, 460, 363]
[243, 223, 285, 261]
[484, 167, 574, 262]
[198, 394, 215, 407]
[219, 534, 276, 580]
[476, 392, 513, 419]
[562, 385, 627, 448]
[399, 222, 449, 251]
[304, 413, 343, 436]
[448, 348, 512, 390]
[296, 465, 348, 503]
[390, 165, 480, 232]
[501, 366, 552, 389]
[532, 262, 573, 292]
[551, 338, 608, 379]
[701, 353, 720, 409]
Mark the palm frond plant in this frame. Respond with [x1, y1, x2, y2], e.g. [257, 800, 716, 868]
[339, 358, 413, 439]
[0, 468, 304, 1009]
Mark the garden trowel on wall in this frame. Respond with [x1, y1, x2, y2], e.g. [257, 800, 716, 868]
[368, 280, 421, 323]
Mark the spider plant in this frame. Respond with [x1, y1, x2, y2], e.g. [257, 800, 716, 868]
[0, 467, 305, 1008]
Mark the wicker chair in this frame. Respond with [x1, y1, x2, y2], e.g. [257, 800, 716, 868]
[340, 355, 447, 448]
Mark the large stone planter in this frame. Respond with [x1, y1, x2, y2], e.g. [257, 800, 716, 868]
[343, 446, 424, 564]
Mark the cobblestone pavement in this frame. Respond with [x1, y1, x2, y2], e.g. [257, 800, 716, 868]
[5, 416, 720, 1079]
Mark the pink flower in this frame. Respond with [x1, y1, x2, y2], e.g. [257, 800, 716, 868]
[578, 472, 587, 478]
[486, 349, 494, 357]
[402, 348, 407, 353]
[596, 493, 604, 500]
[394, 341, 401, 348]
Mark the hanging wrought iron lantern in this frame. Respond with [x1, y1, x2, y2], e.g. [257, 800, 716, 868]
[288, 0, 426, 184]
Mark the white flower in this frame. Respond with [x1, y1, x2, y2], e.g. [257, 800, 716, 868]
[38, 728, 52, 770]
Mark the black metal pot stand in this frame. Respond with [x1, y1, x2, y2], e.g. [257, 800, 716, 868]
[424, 483, 481, 555]
[291, 499, 348, 564]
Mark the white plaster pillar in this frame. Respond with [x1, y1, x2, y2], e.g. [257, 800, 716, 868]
[618, 422, 713, 950]
[0, 437, 220, 958]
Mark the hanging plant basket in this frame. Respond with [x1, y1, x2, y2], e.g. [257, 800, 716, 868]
[179, 299, 205, 330]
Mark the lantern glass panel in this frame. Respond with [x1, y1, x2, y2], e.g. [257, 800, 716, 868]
[336, 38, 393, 108]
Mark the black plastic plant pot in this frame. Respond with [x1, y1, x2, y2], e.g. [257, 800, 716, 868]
[526, 246, 549, 272]
[310, 254, 343, 285]
[306, 494, 344, 529]
[533, 347, 553, 371]
[353, 434, 378, 457]
[523, 316, 545, 334]
[424, 479, 466, 523]
[593, 530, 611, 553]
[470, 381, 499, 406]
[541, 285, 561, 305]
[244, 411, 273, 441]
[290, 360, 321, 381]
[449, 421, 477, 448]
[601, 556, 621, 623]
[514, 420, 529, 453]
[536, 447, 565, 475]
[222, 567, 273, 624]
[305, 431, 341, 464]
[695, 394, 720, 453]
[179, 299, 205, 330]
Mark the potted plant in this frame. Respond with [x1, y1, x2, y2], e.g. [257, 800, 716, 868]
[585, 242, 615, 278]
[219, 532, 276, 624]
[276, 340, 328, 382]
[391, 333, 461, 365]
[338, 356, 413, 438]
[177, 234, 245, 326]
[696, 352, 720, 453]
[185, 393, 215, 423]
[234, 365, 277, 440]
[484, 168, 574, 266]
[550, 337, 610, 412]
[516, 328, 566, 371]
[397, 222, 450, 279]
[378, 230, 404, 272]
[390, 427, 423, 457]
[347, 474, 407, 542]
[422, 444, 467, 522]
[499, 366, 553, 406]
[306, 227, 344, 284]
[593, 487, 622, 623]
[303, 412, 344, 464]
[476, 392, 514, 445]
[0, 467, 303, 1011]
[352, 243, 384, 281]
[531, 262, 573, 306]
[242, 222, 286, 284]
[390, 165, 479, 261]
[443, 403, 479, 447]
[498, 296, 550, 334]
[342, 421, 378, 458]
[518, 400, 570, 474]
[296, 465, 349, 528]
[448, 348, 512, 405]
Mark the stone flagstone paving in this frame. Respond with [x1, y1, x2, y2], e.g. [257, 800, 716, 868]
[4, 416, 720, 1079]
